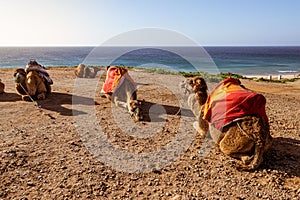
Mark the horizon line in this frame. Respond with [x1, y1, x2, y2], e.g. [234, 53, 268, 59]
[0, 44, 300, 47]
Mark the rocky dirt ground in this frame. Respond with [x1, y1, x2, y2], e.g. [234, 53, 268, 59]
[0, 68, 299, 199]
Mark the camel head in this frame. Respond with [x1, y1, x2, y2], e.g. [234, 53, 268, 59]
[13, 68, 27, 84]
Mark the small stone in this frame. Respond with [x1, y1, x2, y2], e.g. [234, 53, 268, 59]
[256, 193, 262, 198]
[190, 155, 196, 160]
[153, 169, 162, 174]
[27, 182, 35, 186]
[172, 195, 181, 200]
[138, 190, 143, 195]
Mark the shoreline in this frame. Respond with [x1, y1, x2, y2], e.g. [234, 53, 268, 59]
[1, 66, 299, 81]
[244, 73, 299, 80]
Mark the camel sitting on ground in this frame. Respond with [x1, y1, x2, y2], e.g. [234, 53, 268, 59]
[101, 65, 142, 122]
[185, 76, 273, 171]
[74, 63, 101, 78]
[13, 68, 51, 101]
[13, 60, 52, 101]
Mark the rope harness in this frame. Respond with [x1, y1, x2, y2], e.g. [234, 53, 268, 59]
[19, 83, 40, 108]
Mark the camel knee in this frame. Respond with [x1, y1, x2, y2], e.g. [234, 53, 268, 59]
[37, 93, 46, 100]
[22, 95, 31, 102]
[27, 87, 36, 96]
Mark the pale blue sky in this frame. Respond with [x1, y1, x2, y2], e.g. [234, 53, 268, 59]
[0, 0, 299, 46]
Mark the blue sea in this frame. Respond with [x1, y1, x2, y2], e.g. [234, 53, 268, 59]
[0, 46, 299, 76]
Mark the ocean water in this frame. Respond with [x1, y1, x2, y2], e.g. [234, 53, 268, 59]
[0, 46, 299, 76]
[0, 47, 92, 68]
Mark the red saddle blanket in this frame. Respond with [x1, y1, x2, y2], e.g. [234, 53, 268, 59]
[203, 78, 268, 130]
[101, 66, 136, 93]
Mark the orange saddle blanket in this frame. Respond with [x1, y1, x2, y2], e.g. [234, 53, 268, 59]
[203, 78, 268, 130]
[101, 66, 135, 94]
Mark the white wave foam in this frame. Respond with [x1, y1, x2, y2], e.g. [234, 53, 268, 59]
[277, 70, 298, 73]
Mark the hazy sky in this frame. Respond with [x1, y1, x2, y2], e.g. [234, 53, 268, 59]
[0, 0, 299, 46]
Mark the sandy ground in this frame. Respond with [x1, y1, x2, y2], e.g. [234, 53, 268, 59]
[0, 68, 299, 199]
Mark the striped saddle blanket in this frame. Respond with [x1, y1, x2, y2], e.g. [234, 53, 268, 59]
[203, 77, 268, 130]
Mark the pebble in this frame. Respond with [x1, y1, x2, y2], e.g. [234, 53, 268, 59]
[172, 195, 181, 200]
[27, 182, 35, 186]
[61, 166, 67, 169]
[138, 190, 143, 195]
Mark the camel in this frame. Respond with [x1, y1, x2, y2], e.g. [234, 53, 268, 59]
[101, 65, 142, 121]
[185, 76, 273, 171]
[74, 63, 101, 78]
